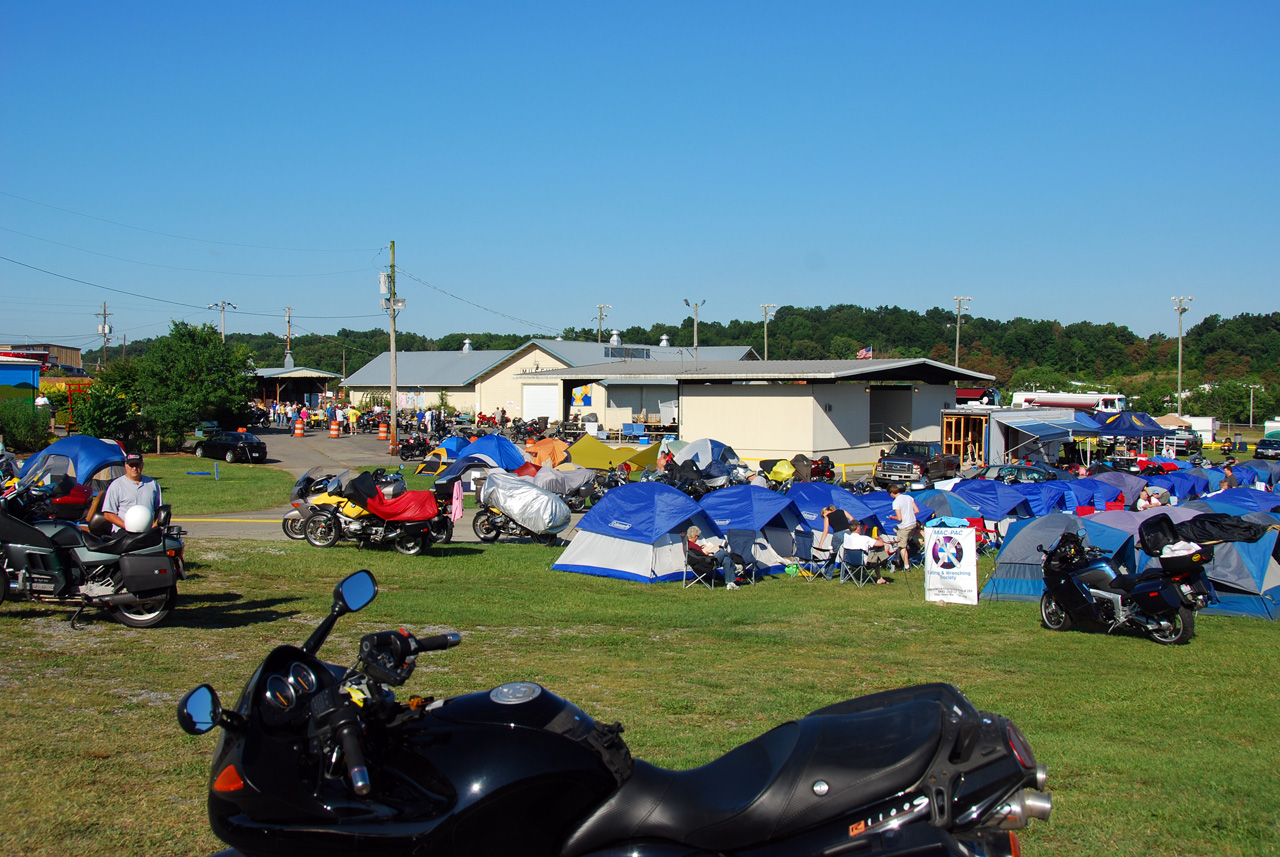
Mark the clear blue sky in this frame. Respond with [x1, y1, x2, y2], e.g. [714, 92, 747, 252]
[2, 2, 1276, 354]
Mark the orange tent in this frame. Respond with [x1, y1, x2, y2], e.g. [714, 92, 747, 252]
[528, 437, 569, 467]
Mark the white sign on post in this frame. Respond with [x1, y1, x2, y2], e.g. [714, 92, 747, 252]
[924, 527, 979, 605]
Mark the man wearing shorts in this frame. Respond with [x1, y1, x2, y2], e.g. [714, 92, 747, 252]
[886, 483, 920, 570]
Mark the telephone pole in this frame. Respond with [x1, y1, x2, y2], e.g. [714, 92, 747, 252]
[761, 303, 776, 361]
[209, 301, 237, 342]
[683, 298, 705, 361]
[1172, 296, 1193, 416]
[596, 305, 611, 343]
[94, 302, 113, 370]
[381, 241, 405, 454]
[953, 296, 972, 367]
[284, 306, 293, 353]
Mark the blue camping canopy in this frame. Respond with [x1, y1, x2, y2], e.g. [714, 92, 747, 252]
[575, 482, 721, 545]
[17, 436, 125, 485]
[699, 485, 803, 532]
[1095, 411, 1173, 438]
[785, 482, 880, 529]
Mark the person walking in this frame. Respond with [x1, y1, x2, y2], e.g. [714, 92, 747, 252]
[886, 483, 921, 570]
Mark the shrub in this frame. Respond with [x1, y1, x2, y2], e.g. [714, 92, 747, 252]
[0, 398, 50, 452]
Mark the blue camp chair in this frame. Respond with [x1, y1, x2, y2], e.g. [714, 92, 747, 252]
[839, 545, 874, 586]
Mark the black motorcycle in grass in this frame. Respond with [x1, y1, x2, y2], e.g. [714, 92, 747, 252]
[178, 570, 1051, 857]
[1038, 514, 1214, 645]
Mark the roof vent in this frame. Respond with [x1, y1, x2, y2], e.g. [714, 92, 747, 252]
[609, 330, 621, 346]
[283, 350, 295, 370]
[659, 334, 670, 347]
[461, 338, 472, 353]
[555, 336, 563, 341]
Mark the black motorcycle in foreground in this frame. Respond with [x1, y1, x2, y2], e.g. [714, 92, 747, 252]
[1038, 513, 1214, 645]
[2, 468, 185, 628]
[179, 570, 1051, 857]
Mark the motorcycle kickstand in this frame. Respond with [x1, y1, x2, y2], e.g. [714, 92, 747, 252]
[69, 603, 89, 630]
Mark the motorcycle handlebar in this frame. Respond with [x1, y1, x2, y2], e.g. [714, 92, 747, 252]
[411, 632, 462, 653]
[337, 720, 371, 796]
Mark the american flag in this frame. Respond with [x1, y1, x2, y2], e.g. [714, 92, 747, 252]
[855, 345, 873, 359]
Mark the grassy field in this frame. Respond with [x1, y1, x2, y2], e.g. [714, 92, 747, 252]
[0, 539, 1276, 856]
[143, 455, 299, 515]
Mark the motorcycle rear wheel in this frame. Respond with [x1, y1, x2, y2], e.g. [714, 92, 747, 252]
[282, 517, 306, 540]
[1040, 592, 1073, 631]
[395, 535, 424, 555]
[111, 586, 176, 628]
[1148, 606, 1194, 645]
[305, 516, 340, 548]
[472, 511, 499, 542]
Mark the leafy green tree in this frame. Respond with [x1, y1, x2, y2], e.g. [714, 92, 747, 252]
[0, 398, 49, 452]
[133, 322, 257, 443]
[74, 386, 138, 445]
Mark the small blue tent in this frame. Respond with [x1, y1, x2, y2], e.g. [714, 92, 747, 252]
[17, 436, 125, 488]
[1060, 478, 1123, 509]
[699, 485, 806, 575]
[1145, 471, 1209, 501]
[1242, 460, 1280, 487]
[553, 483, 720, 583]
[433, 435, 528, 484]
[913, 488, 983, 520]
[786, 482, 880, 529]
[1006, 482, 1071, 517]
[951, 480, 1035, 520]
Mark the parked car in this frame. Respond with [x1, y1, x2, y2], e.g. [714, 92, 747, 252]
[1254, 438, 1280, 461]
[193, 430, 268, 463]
[965, 463, 1074, 483]
[872, 441, 959, 489]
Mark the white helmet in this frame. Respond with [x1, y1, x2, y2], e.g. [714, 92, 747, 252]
[124, 504, 154, 533]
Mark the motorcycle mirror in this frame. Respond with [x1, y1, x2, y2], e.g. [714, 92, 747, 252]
[177, 684, 223, 735]
[156, 505, 172, 528]
[337, 570, 377, 613]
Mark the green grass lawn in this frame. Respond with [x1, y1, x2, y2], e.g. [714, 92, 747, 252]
[0, 540, 1276, 856]
[143, 455, 299, 515]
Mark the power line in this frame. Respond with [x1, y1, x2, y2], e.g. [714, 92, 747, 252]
[0, 189, 383, 252]
[396, 268, 560, 333]
[0, 225, 378, 277]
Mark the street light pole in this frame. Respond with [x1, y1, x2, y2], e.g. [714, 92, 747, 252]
[683, 298, 705, 361]
[209, 301, 237, 342]
[596, 305, 611, 343]
[952, 296, 971, 367]
[761, 303, 776, 361]
[1172, 296, 1193, 416]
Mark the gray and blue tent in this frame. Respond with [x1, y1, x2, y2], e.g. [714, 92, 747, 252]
[552, 482, 721, 583]
[699, 485, 806, 575]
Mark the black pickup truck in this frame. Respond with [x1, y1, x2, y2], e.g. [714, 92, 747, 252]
[872, 441, 960, 489]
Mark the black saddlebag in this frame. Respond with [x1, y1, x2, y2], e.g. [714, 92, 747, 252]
[118, 554, 176, 593]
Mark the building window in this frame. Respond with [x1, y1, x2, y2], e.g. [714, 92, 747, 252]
[604, 346, 650, 360]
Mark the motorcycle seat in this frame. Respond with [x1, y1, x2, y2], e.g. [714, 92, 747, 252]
[1106, 570, 1167, 593]
[86, 528, 165, 555]
[561, 698, 943, 856]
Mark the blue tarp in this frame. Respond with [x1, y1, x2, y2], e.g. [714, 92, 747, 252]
[951, 480, 1035, 519]
[699, 485, 802, 532]
[575, 482, 721, 544]
[17, 436, 125, 484]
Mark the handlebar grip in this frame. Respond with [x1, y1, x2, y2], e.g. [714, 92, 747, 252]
[337, 722, 371, 796]
[413, 632, 462, 653]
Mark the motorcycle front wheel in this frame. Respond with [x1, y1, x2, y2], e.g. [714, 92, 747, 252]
[1040, 592, 1073, 631]
[472, 511, 500, 543]
[282, 517, 306, 540]
[305, 516, 340, 548]
[1148, 606, 1194, 645]
[111, 586, 177, 629]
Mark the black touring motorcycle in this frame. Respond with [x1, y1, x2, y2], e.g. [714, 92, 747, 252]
[1038, 513, 1214, 645]
[179, 571, 1051, 857]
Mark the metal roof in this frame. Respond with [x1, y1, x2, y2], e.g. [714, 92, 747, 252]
[257, 366, 343, 380]
[520, 358, 995, 384]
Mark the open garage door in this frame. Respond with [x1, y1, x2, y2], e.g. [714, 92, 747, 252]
[522, 384, 559, 421]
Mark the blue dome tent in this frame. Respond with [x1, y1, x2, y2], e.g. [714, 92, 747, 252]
[699, 485, 806, 575]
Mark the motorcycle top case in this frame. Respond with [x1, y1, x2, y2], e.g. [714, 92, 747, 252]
[118, 553, 176, 593]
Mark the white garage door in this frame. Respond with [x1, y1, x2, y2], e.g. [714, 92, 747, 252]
[522, 384, 559, 420]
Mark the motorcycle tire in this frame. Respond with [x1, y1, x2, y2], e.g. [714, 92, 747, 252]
[400, 451, 412, 461]
[111, 586, 177, 629]
[305, 515, 340, 548]
[472, 511, 500, 543]
[531, 532, 557, 546]
[282, 517, 306, 540]
[395, 535, 424, 556]
[567, 497, 585, 513]
[1148, 606, 1194, 645]
[1040, 592, 1073, 632]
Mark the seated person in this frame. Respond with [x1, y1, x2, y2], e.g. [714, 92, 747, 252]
[841, 523, 891, 585]
[686, 526, 741, 589]
[1135, 487, 1163, 510]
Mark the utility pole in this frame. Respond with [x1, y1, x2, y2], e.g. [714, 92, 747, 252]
[122, 335, 127, 360]
[209, 301, 237, 342]
[1172, 296, 1193, 416]
[684, 298, 705, 362]
[596, 305, 611, 343]
[94, 302, 113, 370]
[953, 296, 972, 367]
[381, 241, 405, 454]
[761, 303, 776, 361]
[284, 306, 293, 353]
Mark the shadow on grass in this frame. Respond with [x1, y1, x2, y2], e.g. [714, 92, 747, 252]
[167, 593, 302, 629]
[423, 545, 486, 558]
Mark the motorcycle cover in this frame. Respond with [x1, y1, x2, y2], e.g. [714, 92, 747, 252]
[365, 489, 439, 522]
[481, 470, 571, 534]
[533, 465, 596, 495]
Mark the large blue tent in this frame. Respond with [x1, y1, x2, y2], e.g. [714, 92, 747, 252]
[700, 485, 806, 575]
[433, 434, 528, 484]
[913, 488, 982, 520]
[786, 482, 880, 529]
[16, 436, 125, 488]
[951, 480, 1035, 520]
[1007, 482, 1071, 517]
[1060, 478, 1123, 509]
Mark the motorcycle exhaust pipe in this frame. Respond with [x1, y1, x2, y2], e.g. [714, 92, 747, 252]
[985, 789, 1053, 829]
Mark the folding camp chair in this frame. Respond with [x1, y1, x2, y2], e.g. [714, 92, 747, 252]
[683, 544, 715, 590]
[800, 529, 837, 582]
[965, 517, 1001, 555]
[839, 546, 875, 586]
[726, 530, 757, 586]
